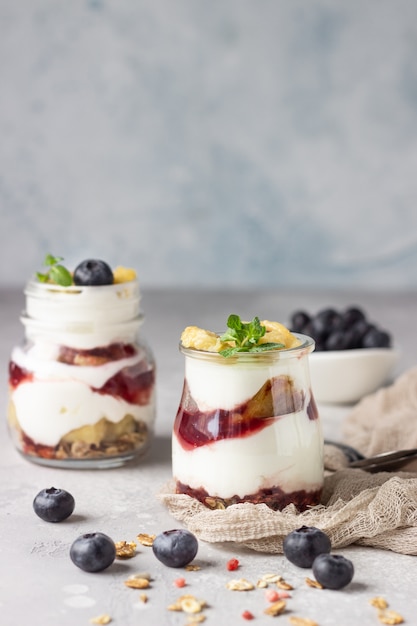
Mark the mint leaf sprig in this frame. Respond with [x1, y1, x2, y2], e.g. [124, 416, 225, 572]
[219, 314, 284, 358]
[36, 254, 73, 287]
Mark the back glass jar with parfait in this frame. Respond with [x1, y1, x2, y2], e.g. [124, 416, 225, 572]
[7, 255, 156, 468]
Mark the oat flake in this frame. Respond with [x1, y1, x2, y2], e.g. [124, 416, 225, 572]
[90, 615, 112, 625]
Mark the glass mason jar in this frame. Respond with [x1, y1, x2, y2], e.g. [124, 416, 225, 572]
[172, 334, 323, 511]
[8, 279, 156, 468]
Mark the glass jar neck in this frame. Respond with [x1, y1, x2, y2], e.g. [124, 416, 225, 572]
[22, 279, 143, 349]
[179, 333, 315, 365]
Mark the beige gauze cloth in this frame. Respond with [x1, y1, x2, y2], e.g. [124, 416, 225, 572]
[159, 367, 417, 555]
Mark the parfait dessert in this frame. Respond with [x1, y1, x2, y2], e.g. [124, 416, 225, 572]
[173, 315, 323, 511]
[8, 255, 156, 468]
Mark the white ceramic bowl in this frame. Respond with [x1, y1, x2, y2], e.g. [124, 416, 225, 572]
[309, 347, 400, 405]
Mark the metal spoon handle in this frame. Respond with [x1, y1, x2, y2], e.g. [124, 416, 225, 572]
[349, 448, 417, 472]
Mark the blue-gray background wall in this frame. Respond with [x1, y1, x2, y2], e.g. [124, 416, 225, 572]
[1, 0, 417, 290]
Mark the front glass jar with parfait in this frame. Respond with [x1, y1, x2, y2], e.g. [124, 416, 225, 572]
[172, 316, 323, 511]
[7, 258, 156, 469]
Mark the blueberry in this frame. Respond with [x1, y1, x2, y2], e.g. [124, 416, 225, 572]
[362, 327, 391, 349]
[283, 526, 331, 568]
[70, 532, 116, 572]
[309, 318, 330, 343]
[33, 487, 75, 523]
[346, 319, 373, 348]
[325, 330, 349, 351]
[290, 311, 311, 333]
[73, 259, 113, 286]
[312, 553, 354, 589]
[152, 529, 198, 568]
[316, 308, 340, 327]
[341, 306, 366, 329]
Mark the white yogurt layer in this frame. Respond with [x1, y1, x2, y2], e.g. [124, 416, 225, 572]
[25, 279, 141, 323]
[172, 407, 323, 499]
[13, 380, 155, 446]
[10, 345, 155, 446]
[185, 353, 310, 411]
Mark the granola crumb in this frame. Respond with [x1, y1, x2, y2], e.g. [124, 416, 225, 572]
[168, 595, 207, 614]
[377, 610, 404, 625]
[370, 597, 389, 610]
[187, 615, 206, 624]
[137, 533, 156, 547]
[289, 617, 319, 626]
[263, 600, 287, 616]
[305, 577, 324, 589]
[261, 573, 283, 584]
[115, 540, 137, 559]
[90, 615, 112, 625]
[124, 577, 150, 589]
[276, 579, 293, 591]
[226, 578, 255, 591]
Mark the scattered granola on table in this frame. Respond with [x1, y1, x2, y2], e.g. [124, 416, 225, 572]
[369, 596, 404, 624]
[377, 610, 404, 625]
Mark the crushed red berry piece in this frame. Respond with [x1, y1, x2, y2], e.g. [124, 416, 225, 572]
[265, 589, 280, 602]
[227, 558, 240, 571]
[242, 610, 254, 620]
[174, 577, 186, 588]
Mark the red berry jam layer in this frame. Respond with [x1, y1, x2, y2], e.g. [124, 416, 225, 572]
[175, 480, 322, 512]
[174, 375, 314, 450]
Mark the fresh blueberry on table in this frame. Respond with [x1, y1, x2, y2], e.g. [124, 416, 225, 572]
[33, 487, 75, 523]
[152, 529, 198, 568]
[312, 553, 354, 589]
[283, 525, 331, 568]
[70, 532, 116, 572]
[73, 259, 113, 286]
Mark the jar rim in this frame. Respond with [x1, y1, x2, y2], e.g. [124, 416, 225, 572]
[24, 278, 139, 296]
[179, 332, 315, 362]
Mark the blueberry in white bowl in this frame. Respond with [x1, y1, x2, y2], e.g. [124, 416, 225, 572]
[290, 306, 399, 404]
